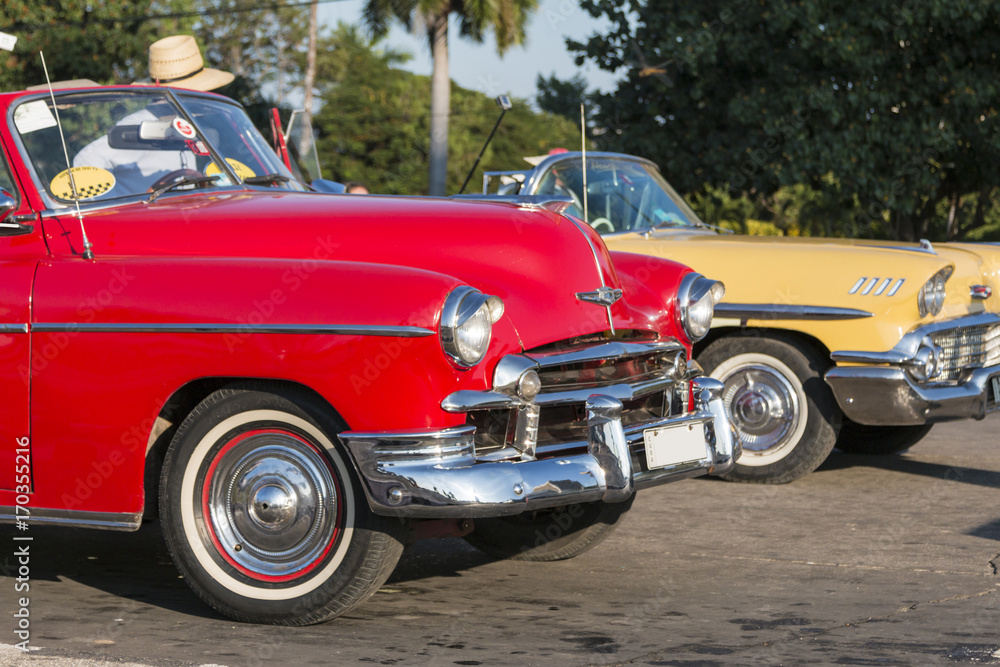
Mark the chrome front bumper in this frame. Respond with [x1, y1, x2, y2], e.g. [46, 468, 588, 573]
[826, 313, 1000, 425]
[340, 377, 740, 518]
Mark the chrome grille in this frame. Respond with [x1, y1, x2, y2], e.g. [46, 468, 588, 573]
[535, 350, 672, 392]
[468, 338, 689, 458]
[931, 323, 1000, 381]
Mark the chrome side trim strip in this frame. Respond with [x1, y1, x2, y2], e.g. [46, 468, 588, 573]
[30, 323, 434, 337]
[714, 304, 874, 321]
[0, 507, 142, 531]
[0, 324, 28, 333]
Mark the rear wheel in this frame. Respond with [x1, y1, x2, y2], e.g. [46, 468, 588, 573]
[464, 496, 634, 562]
[699, 334, 841, 484]
[160, 385, 405, 625]
[836, 420, 934, 455]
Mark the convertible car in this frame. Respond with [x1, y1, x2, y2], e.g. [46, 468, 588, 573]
[0, 86, 737, 624]
[483, 152, 1000, 484]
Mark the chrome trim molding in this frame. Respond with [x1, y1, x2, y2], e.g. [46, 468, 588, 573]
[341, 388, 739, 518]
[0, 323, 28, 333]
[0, 507, 142, 531]
[30, 323, 434, 337]
[714, 303, 874, 321]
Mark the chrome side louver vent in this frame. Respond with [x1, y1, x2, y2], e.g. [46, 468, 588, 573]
[848, 277, 905, 297]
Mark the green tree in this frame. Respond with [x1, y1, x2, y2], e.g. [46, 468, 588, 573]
[536, 73, 593, 127]
[193, 0, 308, 102]
[363, 0, 539, 196]
[312, 24, 580, 195]
[0, 1, 176, 90]
[571, 0, 1000, 241]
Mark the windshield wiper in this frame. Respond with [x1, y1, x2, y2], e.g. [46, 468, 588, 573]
[243, 173, 291, 186]
[145, 175, 220, 204]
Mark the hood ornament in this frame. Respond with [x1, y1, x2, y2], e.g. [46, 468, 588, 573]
[576, 287, 623, 307]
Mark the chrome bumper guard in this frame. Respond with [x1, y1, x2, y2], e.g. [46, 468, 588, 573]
[340, 377, 740, 518]
[826, 313, 1000, 424]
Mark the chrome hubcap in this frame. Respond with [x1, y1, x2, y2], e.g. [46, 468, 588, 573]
[206, 431, 339, 578]
[722, 364, 801, 454]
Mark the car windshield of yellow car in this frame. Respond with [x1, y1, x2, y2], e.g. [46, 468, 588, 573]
[12, 90, 301, 207]
[536, 158, 699, 233]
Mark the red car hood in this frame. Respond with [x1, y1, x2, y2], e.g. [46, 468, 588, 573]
[42, 191, 639, 350]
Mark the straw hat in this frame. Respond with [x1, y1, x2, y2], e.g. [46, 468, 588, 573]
[146, 35, 235, 91]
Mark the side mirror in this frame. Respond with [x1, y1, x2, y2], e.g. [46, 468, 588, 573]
[311, 179, 346, 194]
[0, 190, 16, 220]
[0, 190, 33, 236]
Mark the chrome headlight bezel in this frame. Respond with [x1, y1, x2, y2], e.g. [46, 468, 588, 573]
[905, 338, 943, 382]
[917, 267, 952, 318]
[676, 273, 726, 342]
[440, 286, 504, 368]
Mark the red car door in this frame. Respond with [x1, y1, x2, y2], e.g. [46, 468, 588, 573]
[0, 141, 44, 495]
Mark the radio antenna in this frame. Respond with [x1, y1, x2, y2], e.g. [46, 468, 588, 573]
[580, 102, 588, 225]
[40, 52, 94, 260]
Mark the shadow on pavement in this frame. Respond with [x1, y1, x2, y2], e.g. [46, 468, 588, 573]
[818, 448, 1000, 490]
[1, 519, 497, 619]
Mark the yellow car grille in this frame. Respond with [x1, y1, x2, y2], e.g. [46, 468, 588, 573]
[931, 323, 1000, 381]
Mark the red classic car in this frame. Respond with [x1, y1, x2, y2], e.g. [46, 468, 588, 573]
[0, 85, 737, 625]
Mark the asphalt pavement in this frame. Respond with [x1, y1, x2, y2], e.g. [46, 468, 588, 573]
[2, 416, 998, 666]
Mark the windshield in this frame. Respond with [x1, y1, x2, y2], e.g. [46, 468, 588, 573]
[533, 157, 701, 234]
[11, 89, 304, 206]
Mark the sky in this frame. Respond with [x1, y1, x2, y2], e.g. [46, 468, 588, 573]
[317, 0, 623, 106]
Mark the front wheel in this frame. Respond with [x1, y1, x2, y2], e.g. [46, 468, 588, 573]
[160, 385, 405, 625]
[835, 420, 934, 455]
[463, 496, 635, 562]
[699, 334, 841, 484]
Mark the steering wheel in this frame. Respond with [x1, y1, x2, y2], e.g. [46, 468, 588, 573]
[589, 217, 615, 233]
[147, 169, 207, 193]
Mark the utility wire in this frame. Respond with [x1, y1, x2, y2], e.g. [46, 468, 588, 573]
[8, 0, 350, 32]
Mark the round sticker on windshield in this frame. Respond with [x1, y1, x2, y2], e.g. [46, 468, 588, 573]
[205, 158, 256, 180]
[50, 167, 116, 200]
[172, 117, 197, 139]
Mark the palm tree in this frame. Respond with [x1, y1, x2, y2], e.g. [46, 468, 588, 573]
[364, 0, 538, 196]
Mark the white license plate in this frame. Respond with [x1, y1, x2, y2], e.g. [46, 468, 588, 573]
[643, 422, 709, 470]
[991, 375, 1000, 407]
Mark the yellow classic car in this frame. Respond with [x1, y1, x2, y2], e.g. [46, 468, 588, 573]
[484, 152, 1000, 483]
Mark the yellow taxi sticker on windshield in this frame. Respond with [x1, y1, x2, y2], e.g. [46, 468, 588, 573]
[50, 167, 116, 200]
[205, 158, 256, 181]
